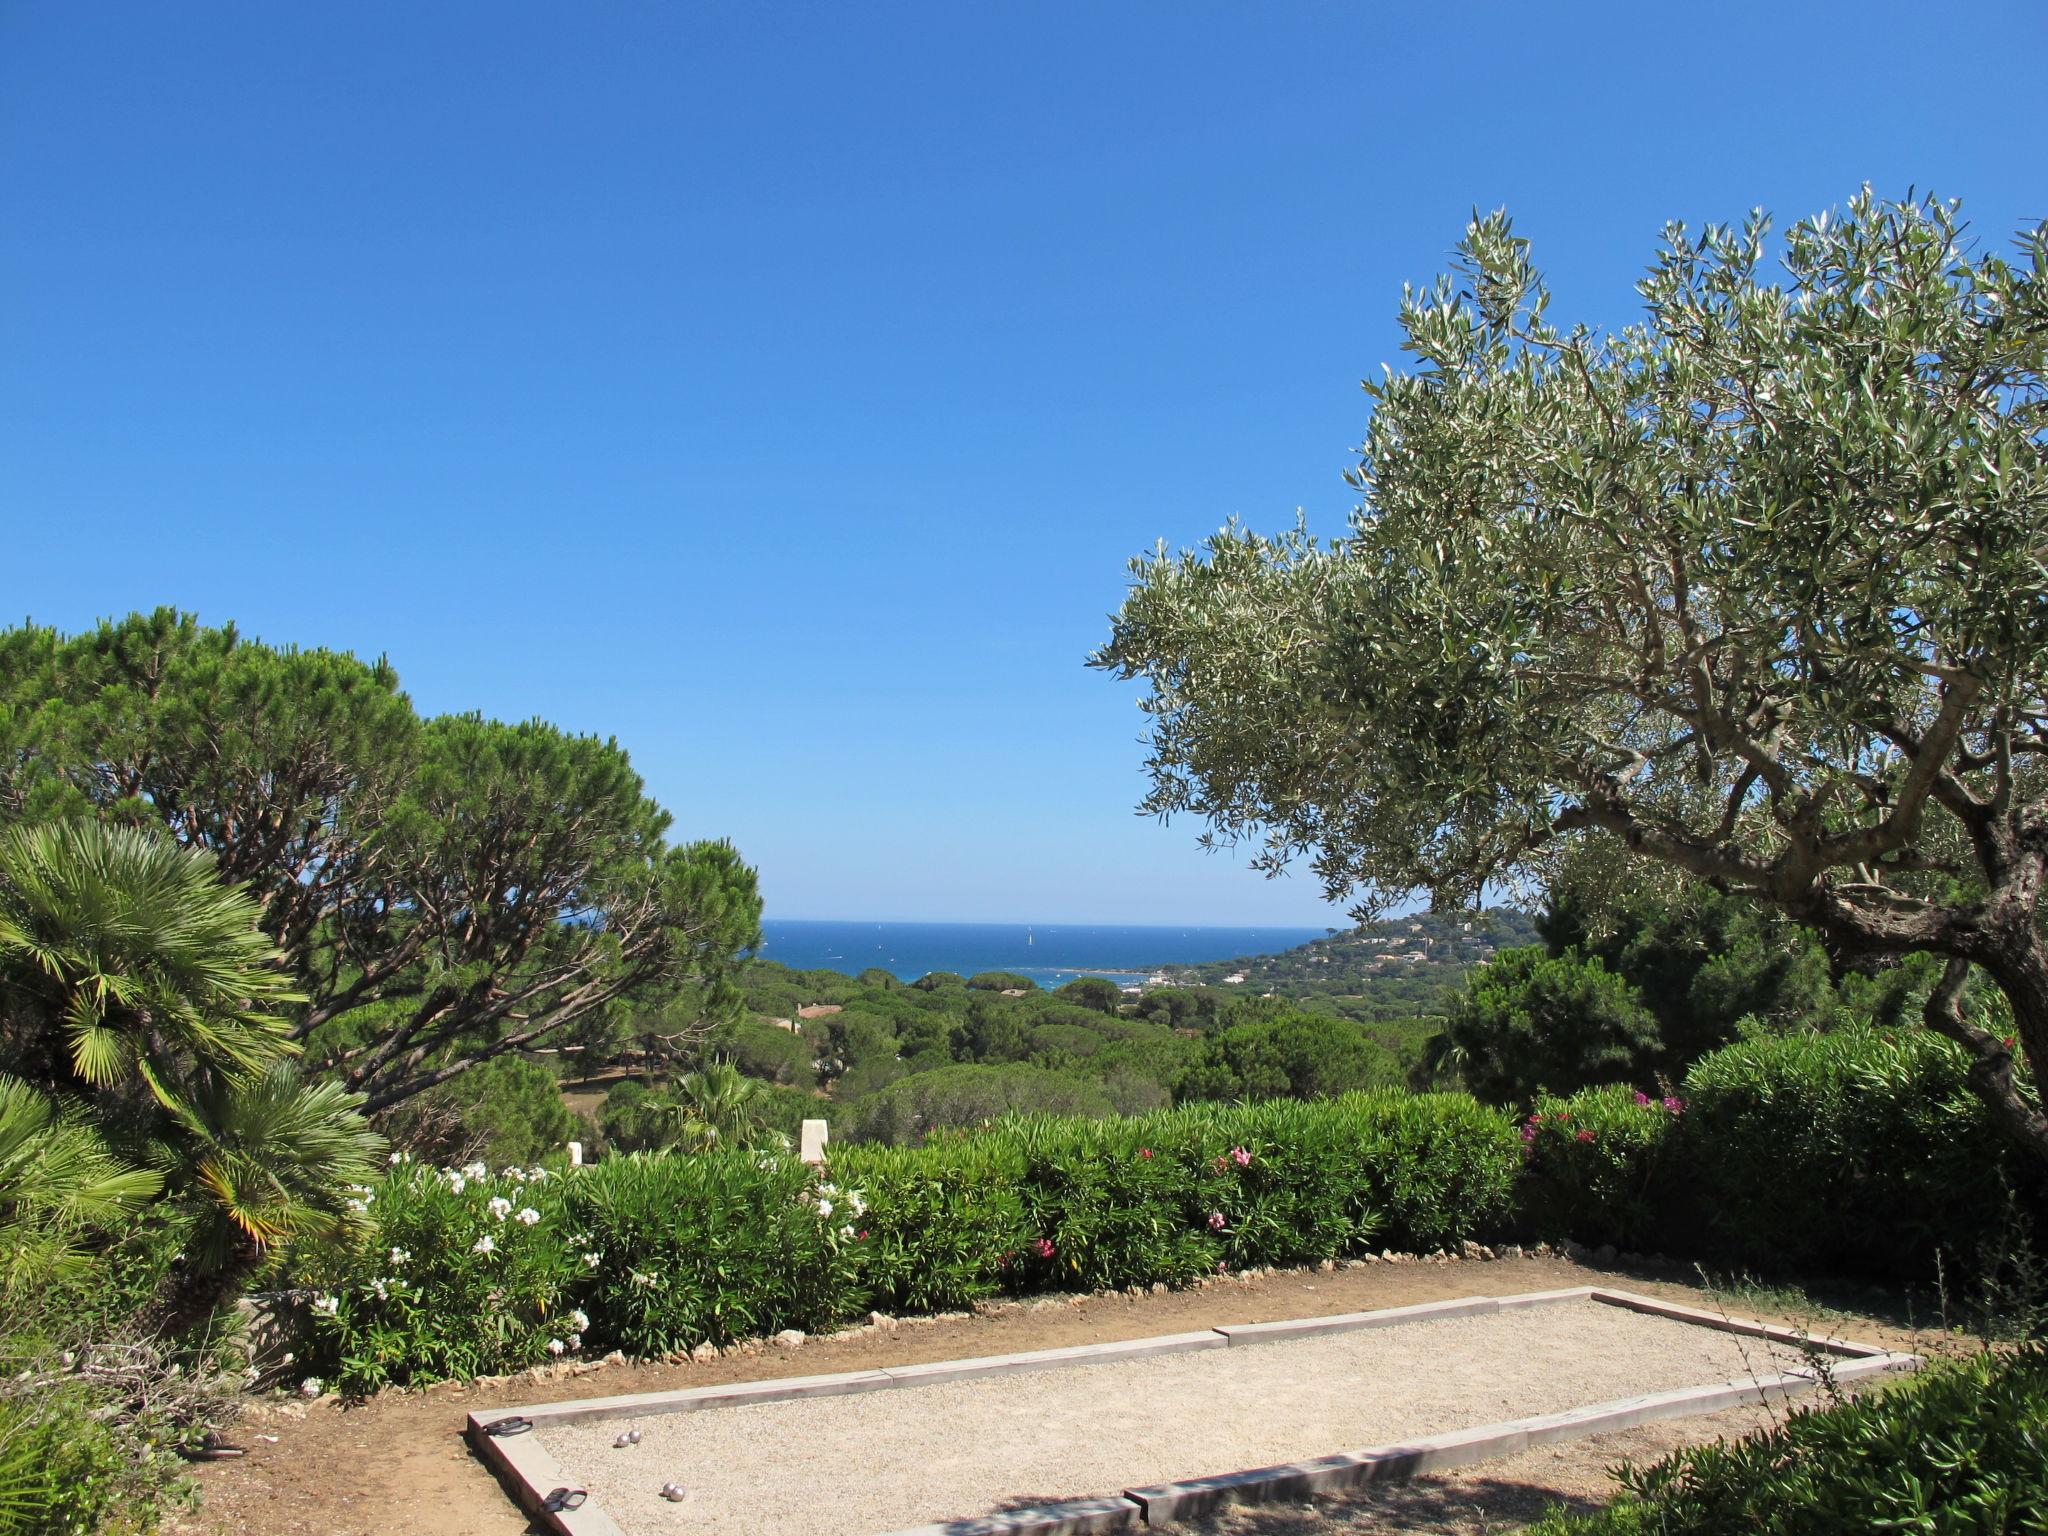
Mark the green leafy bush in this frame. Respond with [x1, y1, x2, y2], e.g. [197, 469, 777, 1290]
[0, 1384, 183, 1536]
[1680, 1028, 2028, 1276]
[1516, 1086, 1685, 1251]
[296, 1158, 579, 1393]
[294, 1090, 1522, 1387]
[564, 1151, 857, 1357]
[832, 1139, 1028, 1312]
[1529, 1345, 2048, 1535]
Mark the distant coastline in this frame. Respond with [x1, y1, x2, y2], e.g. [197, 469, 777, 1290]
[753, 918, 1329, 987]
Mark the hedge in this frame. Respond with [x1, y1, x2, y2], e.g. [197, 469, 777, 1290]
[294, 1090, 1521, 1393]
[1521, 1028, 2041, 1277]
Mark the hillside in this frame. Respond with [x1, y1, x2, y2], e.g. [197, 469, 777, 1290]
[1149, 907, 1537, 1011]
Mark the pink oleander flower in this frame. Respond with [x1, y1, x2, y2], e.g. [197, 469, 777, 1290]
[1662, 1096, 1684, 1114]
[1207, 1211, 1227, 1231]
[1575, 1129, 1595, 1143]
[1519, 1122, 1539, 1143]
[1633, 1091, 1651, 1106]
[1033, 1238, 1056, 1259]
[1138, 1147, 1153, 1159]
[1230, 1146, 1251, 1167]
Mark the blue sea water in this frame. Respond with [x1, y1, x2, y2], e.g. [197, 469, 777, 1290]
[754, 919, 1328, 988]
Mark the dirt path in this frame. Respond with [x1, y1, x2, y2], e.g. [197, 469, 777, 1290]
[167, 1256, 1935, 1536]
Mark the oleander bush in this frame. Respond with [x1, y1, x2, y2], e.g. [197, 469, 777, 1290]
[1517, 1086, 1687, 1252]
[832, 1139, 1029, 1312]
[1678, 1027, 2026, 1276]
[1524, 1029, 2040, 1278]
[1528, 1344, 2048, 1535]
[292, 1091, 1521, 1392]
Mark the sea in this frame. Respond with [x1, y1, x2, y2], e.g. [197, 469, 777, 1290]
[753, 919, 1328, 988]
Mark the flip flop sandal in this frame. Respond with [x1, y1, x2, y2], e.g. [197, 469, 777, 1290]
[543, 1488, 588, 1512]
[483, 1415, 534, 1437]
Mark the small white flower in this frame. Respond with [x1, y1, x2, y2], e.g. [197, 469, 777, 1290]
[370, 1279, 390, 1301]
[839, 1225, 855, 1240]
[502, 1166, 526, 1182]
[582, 1251, 601, 1268]
[448, 1174, 467, 1195]
[527, 1167, 548, 1182]
[389, 1247, 410, 1266]
[570, 1309, 590, 1332]
[567, 1333, 582, 1350]
[472, 1235, 496, 1255]
[345, 1197, 369, 1215]
[848, 1192, 867, 1216]
[630, 1270, 655, 1288]
[815, 1199, 833, 1217]
[388, 1151, 404, 1165]
[463, 1161, 488, 1180]
[299, 1377, 323, 1398]
[546, 1338, 566, 1356]
[311, 1294, 339, 1317]
[487, 1196, 513, 1220]
[515, 1207, 540, 1226]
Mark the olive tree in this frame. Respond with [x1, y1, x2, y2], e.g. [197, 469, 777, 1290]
[1096, 191, 2048, 1163]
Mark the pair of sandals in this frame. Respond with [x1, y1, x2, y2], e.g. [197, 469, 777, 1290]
[480, 1420, 587, 1514]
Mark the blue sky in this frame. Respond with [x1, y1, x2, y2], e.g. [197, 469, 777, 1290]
[2, 2, 2042, 926]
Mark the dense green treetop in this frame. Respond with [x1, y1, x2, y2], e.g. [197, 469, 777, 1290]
[1098, 191, 2048, 1162]
[0, 610, 762, 1109]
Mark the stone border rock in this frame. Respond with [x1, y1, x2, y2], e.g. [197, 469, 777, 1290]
[467, 1287, 1917, 1536]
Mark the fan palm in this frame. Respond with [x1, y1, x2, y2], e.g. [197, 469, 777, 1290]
[151, 1064, 385, 1334]
[0, 1074, 161, 1300]
[662, 1060, 778, 1151]
[0, 820, 300, 1107]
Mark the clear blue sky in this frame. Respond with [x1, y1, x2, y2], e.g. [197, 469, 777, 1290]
[3, 3, 2042, 926]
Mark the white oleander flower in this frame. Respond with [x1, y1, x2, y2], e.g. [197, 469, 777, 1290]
[630, 1271, 655, 1288]
[389, 1247, 410, 1266]
[567, 1333, 582, 1350]
[472, 1235, 496, 1255]
[447, 1174, 467, 1195]
[515, 1207, 540, 1226]
[815, 1199, 833, 1217]
[370, 1279, 390, 1301]
[582, 1252, 601, 1268]
[546, 1338, 566, 1356]
[388, 1151, 404, 1164]
[570, 1309, 590, 1332]
[462, 1161, 488, 1181]
[299, 1377, 323, 1398]
[503, 1166, 526, 1182]
[839, 1225, 855, 1241]
[311, 1294, 339, 1317]
[487, 1196, 513, 1220]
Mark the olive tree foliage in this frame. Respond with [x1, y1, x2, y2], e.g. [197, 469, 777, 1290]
[1095, 192, 2048, 1163]
[0, 611, 763, 1111]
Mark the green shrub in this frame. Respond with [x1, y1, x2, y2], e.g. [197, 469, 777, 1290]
[564, 1151, 857, 1356]
[1445, 946, 1663, 1103]
[831, 1139, 1028, 1312]
[0, 1383, 182, 1536]
[1529, 1345, 2048, 1535]
[297, 1158, 580, 1393]
[1680, 1028, 2027, 1276]
[1516, 1086, 1685, 1251]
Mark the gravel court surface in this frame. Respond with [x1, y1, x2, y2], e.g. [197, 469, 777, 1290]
[536, 1300, 1814, 1536]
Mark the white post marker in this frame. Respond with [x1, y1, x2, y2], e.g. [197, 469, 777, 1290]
[567, 1141, 584, 1167]
[798, 1119, 829, 1164]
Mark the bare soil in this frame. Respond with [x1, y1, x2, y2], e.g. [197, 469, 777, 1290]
[166, 1256, 1932, 1536]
